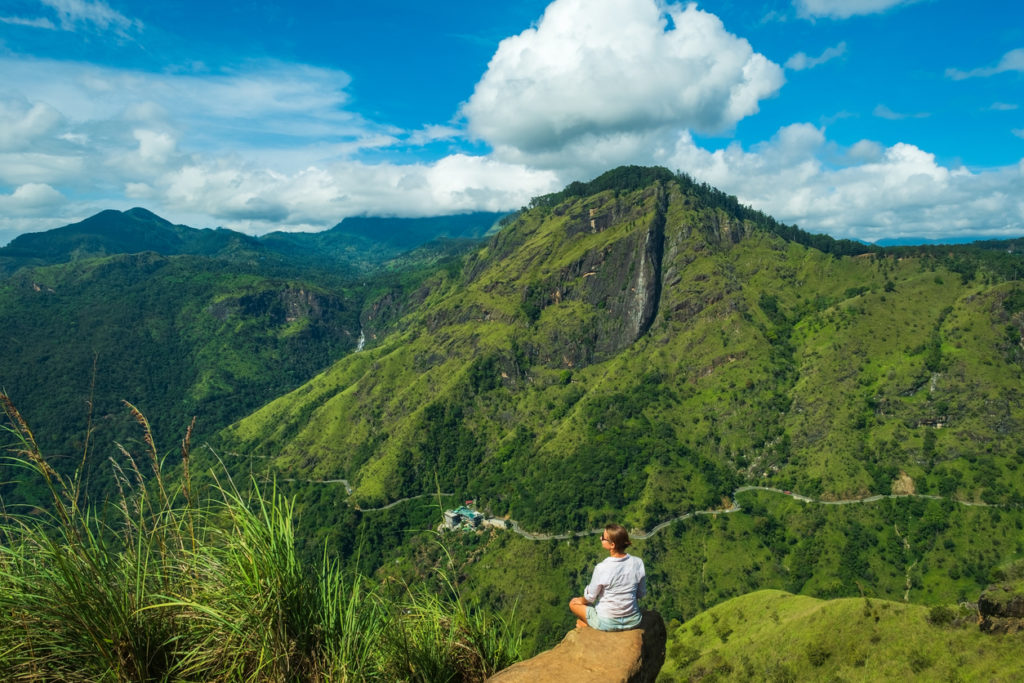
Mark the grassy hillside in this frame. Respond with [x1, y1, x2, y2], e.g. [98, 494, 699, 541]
[658, 589, 1022, 682]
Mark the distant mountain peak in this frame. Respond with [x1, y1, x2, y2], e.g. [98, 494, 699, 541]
[122, 207, 173, 224]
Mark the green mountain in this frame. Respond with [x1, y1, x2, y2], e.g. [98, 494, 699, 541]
[0, 252, 367, 507]
[0, 207, 502, 458]
[0, 208, 266, 275]
[224, 166, 1024, 526]
[211, 166, 1024, 652]
[0, 204, 499, 512]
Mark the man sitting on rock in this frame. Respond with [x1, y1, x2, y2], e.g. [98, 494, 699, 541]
[569, 523, 646, 631]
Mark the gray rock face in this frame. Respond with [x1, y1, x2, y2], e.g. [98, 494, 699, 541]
[487, 611, 666, 683]
[979, 581, 1024, 634]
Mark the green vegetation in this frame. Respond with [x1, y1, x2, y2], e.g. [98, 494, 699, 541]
[0, 207, 505, 277]
[425, 487, 1023, 657]
[0, 252, 362, 510]
[0, 228, 483, 512]
[7, 166, 1024, 672]
[0, 395, 522, 681]
[657, 590, 1022, 681]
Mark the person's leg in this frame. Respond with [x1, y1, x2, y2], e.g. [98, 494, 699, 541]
[569, 597, 589, 628]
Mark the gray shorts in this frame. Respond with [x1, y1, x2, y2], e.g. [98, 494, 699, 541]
[586, 606, 642, 631]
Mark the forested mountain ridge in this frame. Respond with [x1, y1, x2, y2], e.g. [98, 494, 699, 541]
[0, 207, 505, 276]
[0, 251, 370, 508]
[221, 167, 1024, 534]
[0, 212, 497, 508]
[0, 208, 265, 275]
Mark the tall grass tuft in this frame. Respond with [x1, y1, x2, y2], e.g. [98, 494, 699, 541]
[0, 392, 522, 681]
[380, 579, 523, 683]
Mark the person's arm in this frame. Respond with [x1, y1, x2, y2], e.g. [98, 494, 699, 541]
[633, 557, 647, 600]
[583, 564, 607, 604]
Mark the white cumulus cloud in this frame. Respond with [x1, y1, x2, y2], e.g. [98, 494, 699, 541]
[146, 155, 558, 234]
[463, 0, 784, 160]
[0, 183, 66, 213]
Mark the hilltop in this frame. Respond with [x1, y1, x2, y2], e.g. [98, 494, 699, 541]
[658, 589, 1023, 681]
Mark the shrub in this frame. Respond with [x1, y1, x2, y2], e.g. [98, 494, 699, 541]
[806, 641, 832, 667]
[927, 605, 956, 626]
[908, 649, 934, 673]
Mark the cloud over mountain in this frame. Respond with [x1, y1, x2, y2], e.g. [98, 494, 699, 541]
[670, 124, 1024, 241]
[0, 0, 1019, 245]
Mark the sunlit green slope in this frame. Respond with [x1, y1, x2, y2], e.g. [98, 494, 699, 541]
[658, 589, 1022, 682]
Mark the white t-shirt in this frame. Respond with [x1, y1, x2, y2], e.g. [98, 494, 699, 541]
[584, 554, 646, 618]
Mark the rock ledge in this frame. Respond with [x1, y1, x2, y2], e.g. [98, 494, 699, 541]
[488, 611, 666, 683]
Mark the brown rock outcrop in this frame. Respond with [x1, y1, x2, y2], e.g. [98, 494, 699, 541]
[487, 611, 666, 683]
[979, 581, 1024, 634]
[890, 470, 916, 495]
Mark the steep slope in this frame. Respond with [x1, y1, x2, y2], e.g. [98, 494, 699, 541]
[221, 167, 1024, 533]
[0, 251, 365, 509]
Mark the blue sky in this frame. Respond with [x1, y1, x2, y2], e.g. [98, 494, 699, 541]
[0, 0, 1021, 245]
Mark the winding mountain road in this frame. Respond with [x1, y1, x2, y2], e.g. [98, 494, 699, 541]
[265, 472, 1001, 541]
[499, 485, 1001, 542]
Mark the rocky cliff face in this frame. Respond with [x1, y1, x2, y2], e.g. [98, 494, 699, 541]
[496, 180, 753, 369]
[208, 285, 349, 328]
[979, 581, 1024, 634]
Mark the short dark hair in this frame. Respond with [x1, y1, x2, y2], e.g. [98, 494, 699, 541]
[605, 523, 631, 553]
